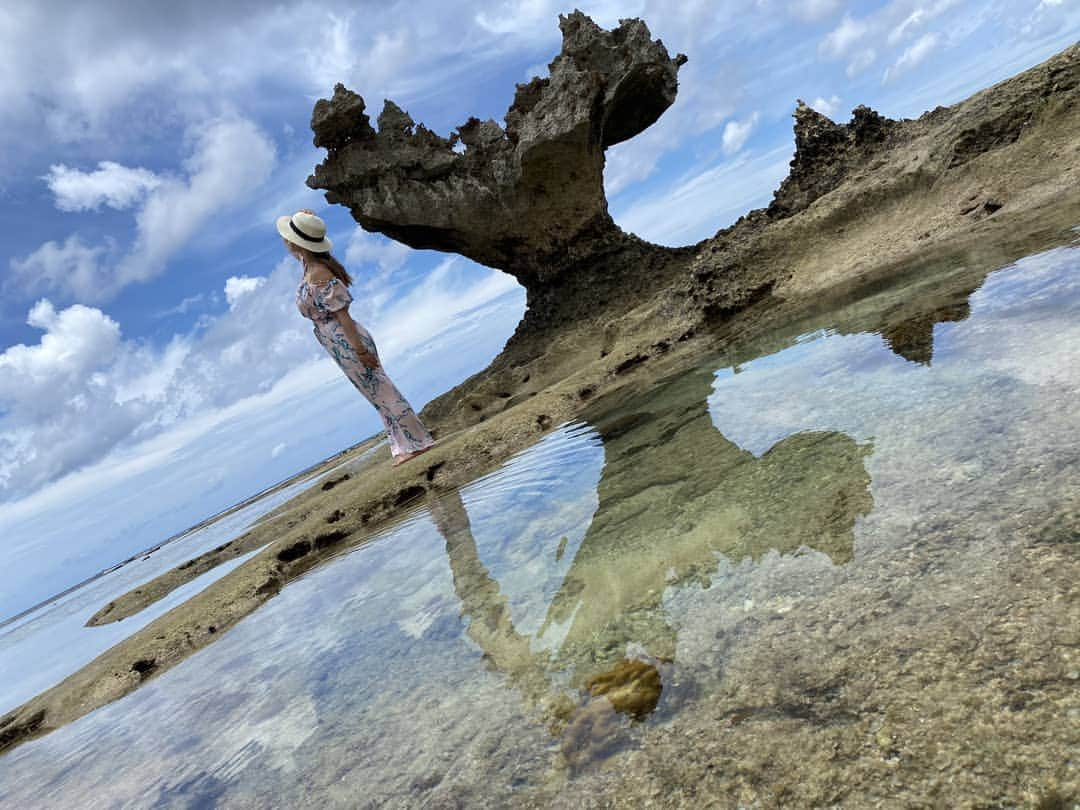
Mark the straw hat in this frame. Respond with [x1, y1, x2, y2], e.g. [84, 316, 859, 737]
[276, 210, 333, 253]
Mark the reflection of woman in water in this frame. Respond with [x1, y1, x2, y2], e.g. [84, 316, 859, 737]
[430, 489, 663, 773]
[278, 209, 436, 466]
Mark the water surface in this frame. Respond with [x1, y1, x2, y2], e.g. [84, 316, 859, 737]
[1, 244, 1077, 807]
[0, 445, 381, 715]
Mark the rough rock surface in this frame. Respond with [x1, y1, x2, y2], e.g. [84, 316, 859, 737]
[767, 102, 896, 219]
[309, 15, 1078, 434]
[309, 10, 690, 319]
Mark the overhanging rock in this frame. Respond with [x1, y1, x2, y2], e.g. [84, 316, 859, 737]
[307, 11, 688, 292]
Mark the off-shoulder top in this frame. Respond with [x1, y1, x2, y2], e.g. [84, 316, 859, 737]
[296, 277, 353, 323]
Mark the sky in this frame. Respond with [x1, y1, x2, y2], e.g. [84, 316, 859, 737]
[0, 0, 1076, 619]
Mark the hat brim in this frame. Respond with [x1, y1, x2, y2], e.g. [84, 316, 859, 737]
[277, 215, 333, 253]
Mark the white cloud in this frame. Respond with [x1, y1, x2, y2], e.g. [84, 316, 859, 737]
[0, 3, 267, 149]
[0, 244, 528, 503]
[603, 56, 741, 199]
[811, 95, 842, 118]
[883, 31, 942, 83]
[11, 117, 276, 303]
[0, 257, 319, 500]
[721, 111, 760, 155]
[1022, 0, 1070, 38]
[475, 0, 564, 36]
[0, 300, 128, 493]
[156, 293, 205, 318]
[304, 13, 415, 99]
[0, 1, 468, 174]
[344, 228, 418, 313]
[9, 235, 116, 302]
[524, 61, 550, 80]
[0, 301, 121, 397]
[604, 139, 666, 198]
[271, 442, 287, 458]
[45, 161, 163, 212]
[819, 14, 867, 59]
[615, 145, 791, 246]
[119, 118, 276, 284]
[224, 275, 267, 310]
[788, 0, 842, 23]
[814, 0, 966, 79]
[887, 0, 961, 45]
[365, 258, 522, 362]
[345, 229, 412, 276]
[888, 7, 928, 45]
[846, 48, 878, 77]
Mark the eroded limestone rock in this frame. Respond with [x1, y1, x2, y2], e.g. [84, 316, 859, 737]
[768, 102, 897, 218]
[308, 11, 687, 291]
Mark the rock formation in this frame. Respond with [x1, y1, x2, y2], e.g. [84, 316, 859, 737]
[309, 13, 1076, 350]
[305, 11, 943, 333]
[0, 21, 1076, 766]
[305, 12, 1076, 434]
[308, 11, 693, 329]
[767, 103, 895, 219]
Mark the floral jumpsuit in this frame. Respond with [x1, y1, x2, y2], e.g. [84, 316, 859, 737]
[296, 277, 435, 458]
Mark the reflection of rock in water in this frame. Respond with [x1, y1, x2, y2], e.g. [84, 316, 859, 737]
[717, 254, 990, 376]
[879, 293, 975, 366]
[429, 364, 871, 773]
[543, 367, 873, 670]
[422, 359, 874, 776]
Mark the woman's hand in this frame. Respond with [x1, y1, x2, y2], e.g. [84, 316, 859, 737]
[333, 308, 381, 369]
[357, 349, 381, 369]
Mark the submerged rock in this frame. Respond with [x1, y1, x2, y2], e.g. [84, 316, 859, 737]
[584, 659, 663, 719]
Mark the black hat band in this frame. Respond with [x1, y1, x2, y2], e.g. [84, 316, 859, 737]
[290, 219, 325, 243]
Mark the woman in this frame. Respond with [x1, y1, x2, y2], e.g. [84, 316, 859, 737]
[278, 209, 436, 465]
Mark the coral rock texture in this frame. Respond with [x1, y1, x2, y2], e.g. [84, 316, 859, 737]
[308, 12, 689, 321]
[768, 102, 896, 218]
[308, 16, 1077, 430]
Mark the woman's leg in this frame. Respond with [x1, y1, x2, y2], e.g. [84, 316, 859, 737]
[364, 369, 436, 457]
[317, 324, 435, 457]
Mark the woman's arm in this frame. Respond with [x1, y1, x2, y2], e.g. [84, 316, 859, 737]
[333, 307, 381, 368]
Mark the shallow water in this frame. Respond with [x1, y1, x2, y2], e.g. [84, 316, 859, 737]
[0, 445, 381, 716]
[1, 244, 1078, 807]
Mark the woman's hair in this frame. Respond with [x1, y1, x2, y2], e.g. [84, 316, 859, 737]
[287, 241, 354, 286]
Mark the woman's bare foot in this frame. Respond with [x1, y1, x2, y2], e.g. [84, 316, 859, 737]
[392, 444, 435, 466]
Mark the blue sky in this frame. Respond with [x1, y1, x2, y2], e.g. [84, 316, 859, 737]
[0, 0, 1076, 618]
